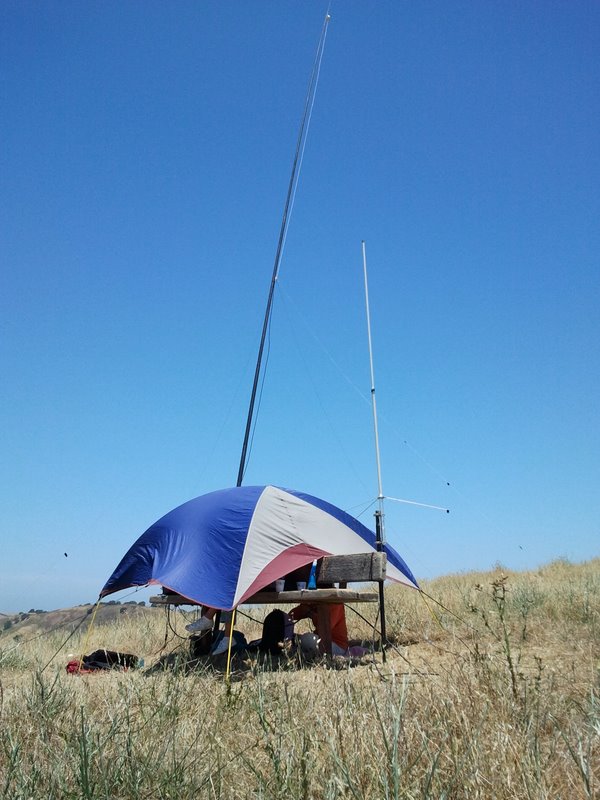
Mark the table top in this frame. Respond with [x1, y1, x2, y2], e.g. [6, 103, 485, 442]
[246, 588, 378, 604]
[150, 588, 379, 607]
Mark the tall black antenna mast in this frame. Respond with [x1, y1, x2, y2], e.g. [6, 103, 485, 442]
[236, 13, 331, 486]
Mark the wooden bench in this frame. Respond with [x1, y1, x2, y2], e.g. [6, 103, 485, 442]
[150, 552, 387, 655]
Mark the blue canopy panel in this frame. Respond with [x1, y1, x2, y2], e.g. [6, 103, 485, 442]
[101, 485, 418, 609]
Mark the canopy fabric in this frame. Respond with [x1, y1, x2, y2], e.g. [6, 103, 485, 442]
[101, 485, 418, 609]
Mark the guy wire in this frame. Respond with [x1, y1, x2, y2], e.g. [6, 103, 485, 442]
[77, 597, 102, 672]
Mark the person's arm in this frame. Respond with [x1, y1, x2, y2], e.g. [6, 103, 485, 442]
[289, 603, 311, 622]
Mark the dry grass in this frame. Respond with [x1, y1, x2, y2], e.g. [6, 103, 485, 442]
[1, 558, 599, 799]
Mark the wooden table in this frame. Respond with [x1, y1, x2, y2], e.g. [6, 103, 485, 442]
[150, 588, 379, 655]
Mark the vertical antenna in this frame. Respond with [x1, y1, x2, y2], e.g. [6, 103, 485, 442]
[362, 240, 388, 659]
[362, 240, 385, 539]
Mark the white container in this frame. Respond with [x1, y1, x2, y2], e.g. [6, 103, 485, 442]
[275, 579, 285, 592]
[296, 581, 307, 591]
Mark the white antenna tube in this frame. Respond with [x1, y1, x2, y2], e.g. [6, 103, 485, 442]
[362, 240, 385, 543]
[362, 240, 389, 662]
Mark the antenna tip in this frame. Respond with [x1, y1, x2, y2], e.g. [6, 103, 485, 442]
[326, 14, 331, 20]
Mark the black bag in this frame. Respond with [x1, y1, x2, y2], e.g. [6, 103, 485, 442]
[189, 632, 212, 658]
[82, 649, 138, 670]
[259, 610, 293, 655]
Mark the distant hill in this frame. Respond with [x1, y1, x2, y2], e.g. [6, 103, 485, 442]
[0, 602, 161, 641]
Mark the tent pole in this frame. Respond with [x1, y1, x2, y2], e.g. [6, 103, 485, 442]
[225, 607, 237, 687]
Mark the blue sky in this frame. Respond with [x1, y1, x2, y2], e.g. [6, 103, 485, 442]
[1, 1, 598, 612]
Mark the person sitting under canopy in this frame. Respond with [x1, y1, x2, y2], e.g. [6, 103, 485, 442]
[289, 601, 349, 656]
[186, 607, 233, 656]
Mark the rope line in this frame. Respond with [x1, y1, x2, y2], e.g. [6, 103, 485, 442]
[344, 604, 429, 677]
[0, 608, 92, 662]
[77, 598, 102, 672]
[242, 314, 272, 483]
[37, 611, 92, 673]
[2, 585, 149, 667]
[275, 283, 456, 495]
[417, 588, 487, 638]
[277, 287, 372, 497]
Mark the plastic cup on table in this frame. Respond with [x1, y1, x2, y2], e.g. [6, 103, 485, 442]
[296, 581, 307, 591]
[275, 579, 285, 592]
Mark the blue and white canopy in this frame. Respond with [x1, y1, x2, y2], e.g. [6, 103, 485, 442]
[101, 485, 418, 609]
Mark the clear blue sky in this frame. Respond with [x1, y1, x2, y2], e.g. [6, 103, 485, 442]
[1, 1, 598, 612]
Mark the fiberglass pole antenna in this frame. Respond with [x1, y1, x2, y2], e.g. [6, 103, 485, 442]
[362, 240, 388, 661]
[235, 13, 331, 488]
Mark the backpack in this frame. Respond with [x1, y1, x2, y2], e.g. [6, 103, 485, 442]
[259, 610, 293, 655]
[66, 649, 139, 673]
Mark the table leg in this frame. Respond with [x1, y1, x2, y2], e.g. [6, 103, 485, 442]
[316, 606, 332, 655]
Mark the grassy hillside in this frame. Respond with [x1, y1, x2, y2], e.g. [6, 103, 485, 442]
[1, 558, 598, 799]
[1, 602, 154, 640]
